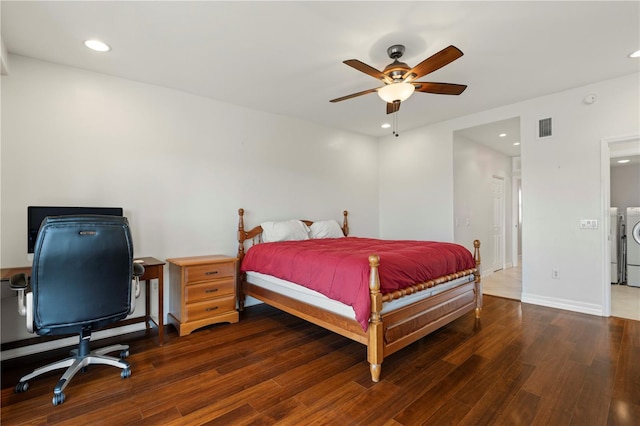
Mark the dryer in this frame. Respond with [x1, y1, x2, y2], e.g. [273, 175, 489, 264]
[626, 207, 640, 287]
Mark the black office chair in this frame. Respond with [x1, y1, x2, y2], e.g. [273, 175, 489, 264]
[10, 215, 144, 406]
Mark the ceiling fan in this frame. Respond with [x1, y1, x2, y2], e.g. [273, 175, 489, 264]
[330, 44, 467, 114]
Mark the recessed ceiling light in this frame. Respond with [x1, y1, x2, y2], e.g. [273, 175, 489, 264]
[381, 123, 391, 129]
[629, 49, 640, 58]
[617, 159, 631, 164]
[84, 39, 111, 52]
[513, 142, 520, 146]
[499, 133, 507, 137]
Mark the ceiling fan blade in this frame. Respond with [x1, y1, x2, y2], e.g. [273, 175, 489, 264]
[330, 87, 380, 103]
[413, 82, 467, 95]
[386, 101, 401, 114]
[344, 60, 393, 84]
[402, 45, 463, 81]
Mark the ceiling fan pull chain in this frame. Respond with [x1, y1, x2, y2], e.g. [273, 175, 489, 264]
[392, 113, 396, 136]
[393, 111, 399, 137]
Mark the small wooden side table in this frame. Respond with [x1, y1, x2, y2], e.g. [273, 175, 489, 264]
[166, 255, 239, 336]
[135, 257, 166, 346]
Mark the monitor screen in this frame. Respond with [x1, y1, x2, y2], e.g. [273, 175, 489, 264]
[27, 206, 123, 254]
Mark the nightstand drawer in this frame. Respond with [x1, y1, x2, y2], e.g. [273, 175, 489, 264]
[184, 295, 236, 322]
[185, 262, 235, 283]
[185, 278, 235, 302]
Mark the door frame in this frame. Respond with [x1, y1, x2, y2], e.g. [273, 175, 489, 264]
[600, 133, 640, 317]
[492, 175, 506, 272]
[511, 157, 521, 268]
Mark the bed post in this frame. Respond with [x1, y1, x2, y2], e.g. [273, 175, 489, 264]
[238, 208, 246, 261]
[368, 254, 383, 382]
[473, 239, 482, 318]
[342, 210, 349, 236]
[238, 208, 246, 311]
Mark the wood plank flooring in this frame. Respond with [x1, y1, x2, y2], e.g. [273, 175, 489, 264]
[2, 296, 639, 425]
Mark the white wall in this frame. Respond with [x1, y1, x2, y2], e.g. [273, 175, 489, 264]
[378, 123, 454, 241]
[518, 75, 639, 314]
[0, 55, 379, 345]
[379, 72, 640, 316]
[452, 134, 512, 269]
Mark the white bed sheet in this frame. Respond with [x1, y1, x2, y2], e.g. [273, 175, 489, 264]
[245, 271, 476, 321]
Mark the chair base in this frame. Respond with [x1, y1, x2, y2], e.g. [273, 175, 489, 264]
[16, 342, 131, 406]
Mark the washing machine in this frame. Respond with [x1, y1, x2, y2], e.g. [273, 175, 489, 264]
[626, 207, 640, 287]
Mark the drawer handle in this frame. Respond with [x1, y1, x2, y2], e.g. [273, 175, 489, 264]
[205, 288, 218, 293]
[205, 271, 219, 276]
[205, 306, 219, 312]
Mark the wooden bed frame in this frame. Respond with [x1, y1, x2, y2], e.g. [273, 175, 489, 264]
[237, 208, 482, 382]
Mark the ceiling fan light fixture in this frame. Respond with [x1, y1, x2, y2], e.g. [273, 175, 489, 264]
[377, 82, 415, 103]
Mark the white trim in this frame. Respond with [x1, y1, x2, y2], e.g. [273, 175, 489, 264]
[0, 323, 147, 361]
[521, 293, 603, 316]
[511, 174, 521, 268]
[491, 175, 506, 271]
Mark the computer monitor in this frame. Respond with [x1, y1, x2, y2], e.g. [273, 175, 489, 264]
[27, 206, 124, 256]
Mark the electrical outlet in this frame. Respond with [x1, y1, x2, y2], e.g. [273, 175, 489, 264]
[552, 269, 560, 279]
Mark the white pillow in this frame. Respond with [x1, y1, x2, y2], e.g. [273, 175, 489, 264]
[309, 220, 344, 239]
[261, 220, 310, 242]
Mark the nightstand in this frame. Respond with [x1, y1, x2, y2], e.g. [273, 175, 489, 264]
[166, 255, 239, 336]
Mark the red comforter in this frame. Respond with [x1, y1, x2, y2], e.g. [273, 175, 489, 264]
[241, 237, 476, 331]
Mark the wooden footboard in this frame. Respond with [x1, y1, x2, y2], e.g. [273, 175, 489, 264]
[237, 208, 481, 382]
[365, 242, 481, 381]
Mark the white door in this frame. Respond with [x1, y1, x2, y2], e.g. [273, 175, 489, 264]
[492, 176, 505, 272]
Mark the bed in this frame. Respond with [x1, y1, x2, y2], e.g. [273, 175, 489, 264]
[237, 208, 482, 382]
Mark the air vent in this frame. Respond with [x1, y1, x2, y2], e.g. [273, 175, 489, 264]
[538, 117, 552, 138]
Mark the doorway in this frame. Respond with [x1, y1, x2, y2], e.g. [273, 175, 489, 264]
[601, 134, 640, 320]
[453, 117, 521, 299]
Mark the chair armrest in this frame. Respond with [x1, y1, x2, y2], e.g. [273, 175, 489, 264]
[133, 263, 145, 277]
[10, 273, 31, 320]
[9, 273, 29, 291]
[129, 262, 145, 314]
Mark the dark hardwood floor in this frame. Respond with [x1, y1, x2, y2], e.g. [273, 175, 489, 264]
[2, 295, 639, 425]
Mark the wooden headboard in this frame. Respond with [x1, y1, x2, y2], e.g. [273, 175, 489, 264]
[237, 208, 349, 261]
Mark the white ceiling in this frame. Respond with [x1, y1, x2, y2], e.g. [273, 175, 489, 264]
[610, 139, 640, 167]
[455, 117, 521, 157]
[2, 1, 639, 139]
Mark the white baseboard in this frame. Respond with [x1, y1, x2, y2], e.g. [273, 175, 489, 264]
[521, 293, 604, 317]
[0, 323, 147, 361]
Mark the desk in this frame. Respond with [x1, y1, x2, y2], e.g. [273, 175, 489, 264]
[136, 257, 166, 345]
[0, 256, 166, 346]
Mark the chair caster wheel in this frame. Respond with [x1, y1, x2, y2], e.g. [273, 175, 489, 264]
[15, 382, 29, 393]
[121, 367, 131, 379]
[120, 349, 129, 359]
[52, 392, 65, 406]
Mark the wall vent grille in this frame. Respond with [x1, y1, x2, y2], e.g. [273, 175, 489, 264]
[538, 117, 552, 138]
